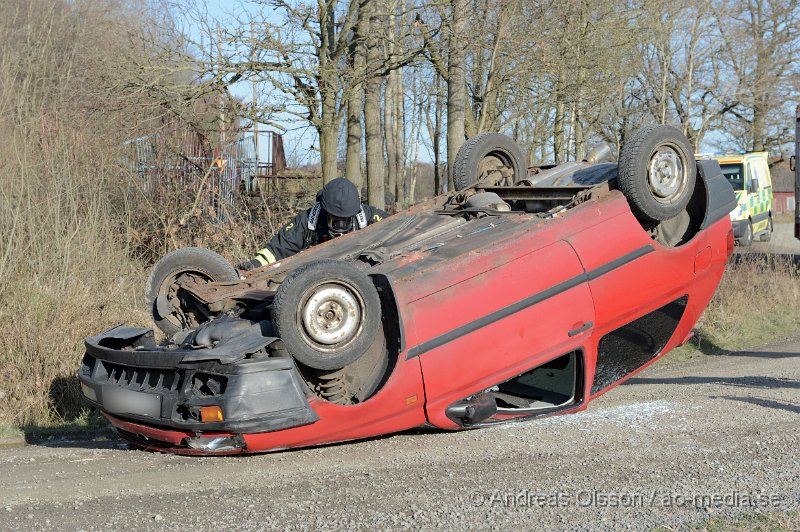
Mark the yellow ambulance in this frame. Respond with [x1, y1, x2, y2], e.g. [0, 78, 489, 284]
[702, 152, 773, 245]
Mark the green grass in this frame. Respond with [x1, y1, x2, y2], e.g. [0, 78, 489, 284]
[691, 511, 800, 531]
[0, 411, 113, 444]
[21, 411, 112, 438]
[0, 423, 24, 444]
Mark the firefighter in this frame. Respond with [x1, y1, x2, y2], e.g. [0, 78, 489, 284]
[237, 177, 388, 270]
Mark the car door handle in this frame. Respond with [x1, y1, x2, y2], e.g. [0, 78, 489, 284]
[568, 321, 593, 337]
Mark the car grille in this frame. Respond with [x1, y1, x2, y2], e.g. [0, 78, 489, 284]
[97, 358, 184, 393]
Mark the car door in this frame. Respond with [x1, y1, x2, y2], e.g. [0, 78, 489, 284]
[408, 239, 595, 429]
[565, 205, 697, 397]
[751, 158, 771, 233]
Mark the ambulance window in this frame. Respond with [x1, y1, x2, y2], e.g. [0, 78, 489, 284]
[720, 164, 744, 190]
[751, 162, 765, 190]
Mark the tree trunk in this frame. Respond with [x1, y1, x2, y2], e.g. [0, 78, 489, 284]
[364, 12, 385, 210]
[319, 122, 339, 184]
[446, 0, 468, 191]
[574, 109, 584, 161]
[553, 69, 566, 164]
[434, 80, 443, 194]
[318, 0, 338, 184]
[345, 0, 370, 192]
[393, 66, 405, 207]
[393, 3, 406, 207]
[384, 63, 397, 207]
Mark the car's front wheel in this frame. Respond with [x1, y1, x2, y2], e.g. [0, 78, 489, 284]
[741, 220, 754, 246]
[145, 247, 239, 336]
[272, 259, 381, 370]
[618, 125, 697, 223]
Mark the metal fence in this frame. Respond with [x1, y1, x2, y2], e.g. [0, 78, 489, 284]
[123, 131, 285, 222]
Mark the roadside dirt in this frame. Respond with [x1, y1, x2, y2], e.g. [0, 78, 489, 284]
[742, 222, 800, 257]
[1, 336, 798, 530]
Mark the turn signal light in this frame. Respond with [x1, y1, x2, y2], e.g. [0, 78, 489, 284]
[199, 406, 224, 423]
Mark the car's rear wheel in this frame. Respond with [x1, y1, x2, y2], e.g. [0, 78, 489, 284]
[452, 133, 526, 191]
[272, 259, 381, 370]
[618, 125, 696, 223]
[759, 215, 773, 242]
[145, 247, 239, 336]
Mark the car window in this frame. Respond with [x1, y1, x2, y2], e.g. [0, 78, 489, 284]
[720, 164, 744, 190]
[751, 161, 764, 190]
[592, 296, 687, 394]
[757, 160, 770, 188]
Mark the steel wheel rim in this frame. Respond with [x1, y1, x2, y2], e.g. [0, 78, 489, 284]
[648, 145, 687, 203]
[300, 282, 364, 350]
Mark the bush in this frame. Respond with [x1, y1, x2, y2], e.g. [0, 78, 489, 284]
[0, 0, 308, 427]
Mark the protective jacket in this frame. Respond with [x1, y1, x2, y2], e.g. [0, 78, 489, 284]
[253, 203, 388, 265]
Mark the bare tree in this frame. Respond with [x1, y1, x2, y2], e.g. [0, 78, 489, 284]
[446, 0, 468, 190]
[633, 0, 720, 149]
[712, 0, 800, 151]
[171, 1, 361, 184]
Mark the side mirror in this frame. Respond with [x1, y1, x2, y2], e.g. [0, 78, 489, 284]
[791, 155, 796, 172]
[749, 178, 759, 193]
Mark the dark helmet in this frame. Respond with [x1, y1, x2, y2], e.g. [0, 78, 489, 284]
[319, 177, 361, 237]
[319, 177, 361, 218]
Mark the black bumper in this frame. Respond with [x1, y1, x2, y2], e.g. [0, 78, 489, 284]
[79, 326, 319, 434]
[731, 218, 747, 239]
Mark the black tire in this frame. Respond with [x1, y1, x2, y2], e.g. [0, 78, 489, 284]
[759, 215, 773, 242]
[273, 259, 381, 370]
[452, 133, 526, 191]
[741, 220, 753, 246]
[618, 125, 697, 222]
[145, 247, 239, 336]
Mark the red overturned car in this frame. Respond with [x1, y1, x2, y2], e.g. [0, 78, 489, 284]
[79, 125, 736, 455]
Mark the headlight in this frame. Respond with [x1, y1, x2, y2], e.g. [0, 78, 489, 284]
[729, 205, 743, 219]
[185, 435, 245, 452]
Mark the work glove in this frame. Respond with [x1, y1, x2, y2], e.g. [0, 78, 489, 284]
[236, 258, 261, 271]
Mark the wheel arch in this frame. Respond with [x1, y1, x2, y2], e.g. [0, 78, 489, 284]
[368, 272, 405, 357]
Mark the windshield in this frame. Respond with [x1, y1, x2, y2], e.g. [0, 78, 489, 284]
[720, 163, 744, 190]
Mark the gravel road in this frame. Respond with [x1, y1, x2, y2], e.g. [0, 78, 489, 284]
[1, 335, 798, 531]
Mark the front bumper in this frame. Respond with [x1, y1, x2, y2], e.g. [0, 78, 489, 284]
[731, 218, 748, 239]
[79, 325, 319, 435]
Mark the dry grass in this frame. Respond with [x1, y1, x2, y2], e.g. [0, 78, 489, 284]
[771, 211, 795, 224]
[0, 0, 302, 428]
[0, 138, 304, 426]
[0, 114, 149, 425]
[694, 254, 800, 352]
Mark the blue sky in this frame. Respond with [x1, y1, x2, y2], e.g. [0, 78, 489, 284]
[182, 1, 764, 167]
[184, 1, 320, 166]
